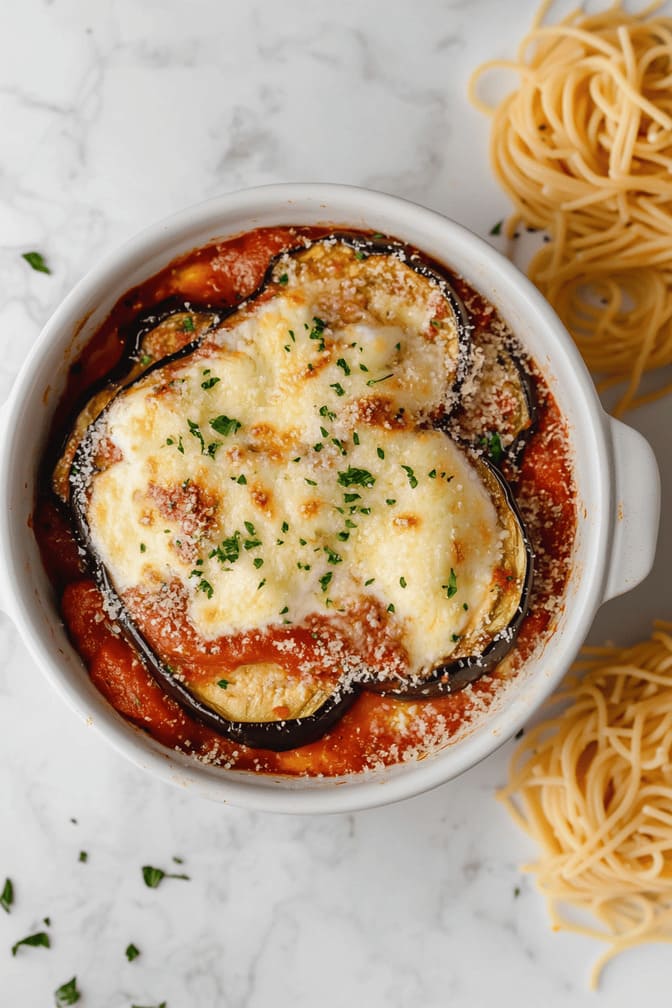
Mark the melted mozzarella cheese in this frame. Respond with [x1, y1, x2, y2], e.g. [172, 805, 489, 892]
[84, 241, 512, 678]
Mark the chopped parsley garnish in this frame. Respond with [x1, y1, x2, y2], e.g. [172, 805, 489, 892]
[330, 382, 346, 397]
[54, 976, 81, 1006]
[387, 603, 395, 613]
[187, 419, 206, 453]
[401, 465, 418, 488]
[211, 531, 241, 565]
[140, 543, 146, 553]
[78, 851, 88, 863]
[166, 435, 184, 454]
[364, 578, 375, 586]
[140, 353, 153, 366]
[313, 442, 323, 452]
[337, 531, 349, 541]
[399, 577, 407, 588]
[394, 342, 401, 351]
[288, 329, 295, 341]
[463, 602, 469, 611]
[257, 579, 266, 590]
[279, 606, 289, 615]
[22, 250, 51, 274]
[354, 250, 365, 261]
[359, 363, 369, 372]
[235, 474, 247, 485]
[352, 431, 360, 445]
[182, 315, 196, 332]
[126, 943, 140, 962]
[319, 404, 336, 421]
[1, 879, 13, 913]
[481, 431, 504, 464]
[244, 538, 261, 550]
[309, 316, 326, 351]
[305, 478, 317, 486]
[377, 447, 385, 459]
[331, 437, 346, 455]
[278, 273, 289, 285]
[297, 562, 311, 571]
[336, 358, 351, 376]
[217, 679, 229, 689]
[142, 865, 190, 888]
[385, 498, 396, 506]
[324, 546, 342, 565]
[210, 414, 242, 437]
[338, 467, 375, 488]
[490, 220, 503, 236]
[197, 579, 214, 599]
[320, 426, 329, 438]
[11, 931, 50, 956]
[443, 568, 458, 598]
[451, 633, 461, 642]
[366, 373, 393, 386]
[201, 375, 220, 390]
[244, 521, 255, 535]
[319, 572, 333, 593]
[299, 538, 307, 546]
[253, 557, 264, 569]
[428, 469, 437, 479]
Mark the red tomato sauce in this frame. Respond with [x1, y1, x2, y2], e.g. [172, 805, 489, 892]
[35, 227, 577, 776]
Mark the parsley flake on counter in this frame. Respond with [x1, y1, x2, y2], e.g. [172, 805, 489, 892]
[22, 251, 51, 274]
[55, 976, 81, 1006]
[126, 943, 141, 962]
[1, 878, 13, 913]
[78, 851, 88, 863]
[210, 414, 242, 437]
[142, 865, 190, 888]
[11, 931, 50, 956]
[131, 1002, 166, 1008]
[489, 220, 503, 236]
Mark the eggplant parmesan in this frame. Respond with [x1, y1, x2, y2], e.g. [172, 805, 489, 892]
[35, 226, 576, 775]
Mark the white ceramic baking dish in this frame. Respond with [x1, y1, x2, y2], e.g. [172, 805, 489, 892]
[0, 184, 660, 813]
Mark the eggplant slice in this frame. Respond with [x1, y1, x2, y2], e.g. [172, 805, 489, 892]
[65, 234, 532, 750]
[364, 455, 533, 698]
[451, 335, 536, 464]
[54, 305, 220, 503]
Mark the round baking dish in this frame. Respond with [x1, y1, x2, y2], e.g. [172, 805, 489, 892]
[0, 184, 660, 813]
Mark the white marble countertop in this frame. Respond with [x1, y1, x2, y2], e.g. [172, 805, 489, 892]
[1, 1, 670, 1004]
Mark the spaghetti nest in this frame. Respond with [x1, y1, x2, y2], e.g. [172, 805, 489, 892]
[499, 624, 672, 987]
[470, 1, 672, 414]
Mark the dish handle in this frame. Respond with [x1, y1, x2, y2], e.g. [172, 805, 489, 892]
[603, 417, 660, 603]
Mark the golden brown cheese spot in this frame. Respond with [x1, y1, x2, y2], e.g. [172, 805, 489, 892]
[354, 397, 407, 429]
[250, 485, 273, 514]
[393, 513, 420, 530]
[300, 499, 322, 518]
[94, 436, 123, 471]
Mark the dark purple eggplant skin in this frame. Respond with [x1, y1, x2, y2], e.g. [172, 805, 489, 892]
[66, 234, 526, 746]
[363, 456, 534, 699]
